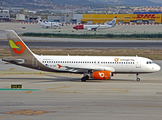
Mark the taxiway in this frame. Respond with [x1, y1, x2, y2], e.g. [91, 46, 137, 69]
[0, 60, 162, 120]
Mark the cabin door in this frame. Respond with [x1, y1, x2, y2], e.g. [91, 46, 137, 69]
[136, 59, 141, 68]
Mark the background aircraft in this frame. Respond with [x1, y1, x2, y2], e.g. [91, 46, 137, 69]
[73, 17, 117, 31]
[37, 19, 62, 29]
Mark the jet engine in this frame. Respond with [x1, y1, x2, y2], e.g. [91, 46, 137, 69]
[90, 71, 111, 80]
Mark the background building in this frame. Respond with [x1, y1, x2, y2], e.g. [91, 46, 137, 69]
[81, 13, 162, 24]
[16, 14, 25, 21]
[0, 10, 10, 22]
[47, 15, 64, 22]
[47, 13, 162, 24]
[47, 14, 83, 23]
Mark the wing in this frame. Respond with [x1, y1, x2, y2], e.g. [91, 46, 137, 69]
[92, 25, 100, 29]
[57, 64, 115, 73]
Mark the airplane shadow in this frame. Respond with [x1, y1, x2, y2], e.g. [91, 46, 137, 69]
[0, 74, 135, 83]
[0, 76, 80, 83]
[85, 79, 135, 83]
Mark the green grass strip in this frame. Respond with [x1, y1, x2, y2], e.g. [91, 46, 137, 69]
[23, 32, 162, 39]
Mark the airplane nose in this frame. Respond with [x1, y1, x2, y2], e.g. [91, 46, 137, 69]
[155, 64, 161, 71]
[73, 26, 77, 29]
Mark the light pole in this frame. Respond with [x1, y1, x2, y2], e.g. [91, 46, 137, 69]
[51, 0, 53, 29]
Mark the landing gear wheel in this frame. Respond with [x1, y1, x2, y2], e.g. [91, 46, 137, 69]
[85, 75, 89, 80]
[136, 78, 140, 82]
[81, 75, 89, 82]
[136, 73, 140, 82]
[81, 77, 86, 82]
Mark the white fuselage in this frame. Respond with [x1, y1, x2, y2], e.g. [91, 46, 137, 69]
[37, 20, 61, 28]
[84, 24, 114, 30]
[35, 55, 160, 74]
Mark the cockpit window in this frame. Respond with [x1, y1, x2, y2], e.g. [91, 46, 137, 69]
[146, 61, 154, 64]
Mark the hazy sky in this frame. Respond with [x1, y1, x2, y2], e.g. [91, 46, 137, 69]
[149, 0, 162, 4]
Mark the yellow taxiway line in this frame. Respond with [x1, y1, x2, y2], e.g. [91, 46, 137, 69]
[0, 115, 14, 119]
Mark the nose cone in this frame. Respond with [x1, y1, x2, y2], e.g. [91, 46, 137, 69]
[73, 26, 77, 29]
[154, 64, 161, 72]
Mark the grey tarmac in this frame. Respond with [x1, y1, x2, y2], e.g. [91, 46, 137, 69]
[1, 40, 162, 49]
[0, 60, 162, 120]
[1, 22, 162, 120]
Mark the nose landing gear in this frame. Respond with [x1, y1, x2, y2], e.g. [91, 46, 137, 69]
[136, 73, 140, 82]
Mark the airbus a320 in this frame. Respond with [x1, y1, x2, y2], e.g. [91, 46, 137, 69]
[2, 30, 161, 82]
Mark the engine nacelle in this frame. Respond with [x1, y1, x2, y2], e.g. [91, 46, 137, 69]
[87, 28, 92, 31]
[90, 71, 111, 80]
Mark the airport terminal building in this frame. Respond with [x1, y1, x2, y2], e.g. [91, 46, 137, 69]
[81, 12, 162, 24]
[0, 10, 10, 22]
[49, 12, 162, 24]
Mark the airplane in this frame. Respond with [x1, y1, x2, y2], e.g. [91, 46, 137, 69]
[37, 19, 62, 29]
[2, 30, 161, 82]
[73, 17, 117, 31]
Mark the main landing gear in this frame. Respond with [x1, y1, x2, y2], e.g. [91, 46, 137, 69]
[136, 73, 140, 82]
[81, 74, 89, 82]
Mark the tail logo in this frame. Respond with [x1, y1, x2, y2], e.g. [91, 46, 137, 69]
[9, 40, 25, 54]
